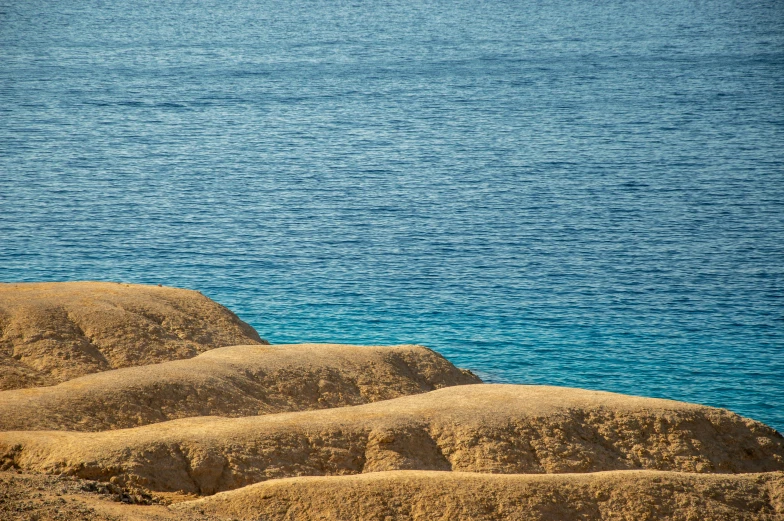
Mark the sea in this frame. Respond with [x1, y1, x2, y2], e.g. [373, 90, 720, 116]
[1, 0, 783, 431]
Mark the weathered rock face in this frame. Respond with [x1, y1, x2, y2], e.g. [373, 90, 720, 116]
[3, 469, 784, 521]
[0, 282, 265, 390]
[173, 470, 784, 521]
[0, 471, 205, 521]
[2, 385, 781, 495]
[0, 343, 481, 431]
[3, 281, 783, 521]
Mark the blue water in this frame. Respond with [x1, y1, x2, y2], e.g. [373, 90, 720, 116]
[1, 0, 783, 431]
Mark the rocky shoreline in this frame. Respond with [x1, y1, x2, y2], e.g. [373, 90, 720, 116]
[1, 282, 782, 520]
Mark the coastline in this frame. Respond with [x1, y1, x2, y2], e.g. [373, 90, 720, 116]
[1, 282, 782, 520]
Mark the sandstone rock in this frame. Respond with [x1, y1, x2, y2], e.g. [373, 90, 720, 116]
[0, 282, 265, 389]
[2, 385, 781, 495]
[0, 471, 204, 521]
[174, 469, 784, 521]
[4, 281, 782, 520]
[0, 343, 480, 431]
[6, 469, 781, 521]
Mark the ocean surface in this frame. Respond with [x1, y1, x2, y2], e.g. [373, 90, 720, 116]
[1, 0, 783, 431]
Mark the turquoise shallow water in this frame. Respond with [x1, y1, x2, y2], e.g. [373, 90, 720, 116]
[1, 0, 783, 430]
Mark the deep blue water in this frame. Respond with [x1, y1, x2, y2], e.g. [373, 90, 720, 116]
[1, 0, 783, 431]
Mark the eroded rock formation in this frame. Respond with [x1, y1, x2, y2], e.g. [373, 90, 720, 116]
[0, 282, 265, 389]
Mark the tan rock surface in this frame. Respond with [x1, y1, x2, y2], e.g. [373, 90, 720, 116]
[175, 470, 784, 521]
[0, 282, 265, 390]
[0, 343, 480, 431]
[2, 385, 781, 495]
[0, 471, 209, 521]
[5, 469, 782, 521]
[5, 281, 782, 520]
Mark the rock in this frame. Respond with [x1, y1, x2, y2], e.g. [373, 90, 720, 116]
[173, 469, 784, 521]
[0, 282, 265, 389]
[0, 471, 204, 521]
[3, 281, 783, 520]
[0, 343, 480, 431]
[2, 385, 781, 495]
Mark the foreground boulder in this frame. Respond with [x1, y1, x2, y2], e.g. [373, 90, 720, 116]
[0, 282, 265, 389]
[0, 343, 480, 431]
[2, 385, 781, 495]
[174, 470, 784, 521]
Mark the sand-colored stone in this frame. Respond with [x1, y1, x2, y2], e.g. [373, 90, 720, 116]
[2, 385, 781, 495]
[4, 281, 783, 520]
[175, 470, 784, 521]
[0, 471, 208, 521]
[4, 469, 782, 521]
[0, 282, 265, 390]
[0, 343, 480, 432]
